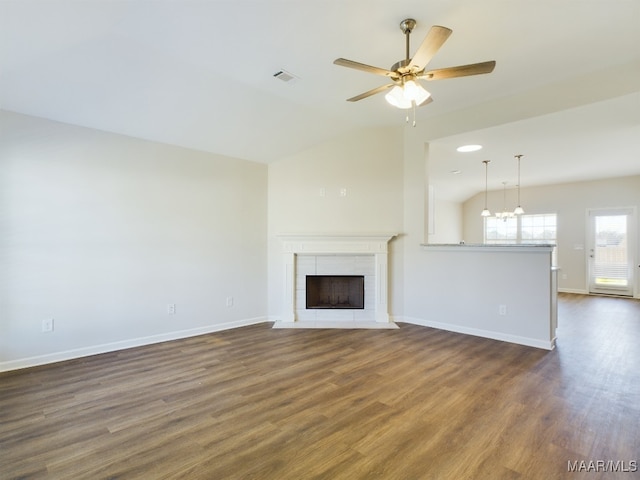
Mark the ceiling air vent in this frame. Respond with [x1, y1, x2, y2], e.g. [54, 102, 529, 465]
[273, 69, 299, 84]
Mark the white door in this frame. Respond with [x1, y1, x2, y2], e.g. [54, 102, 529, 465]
[587, 208, 635, 296]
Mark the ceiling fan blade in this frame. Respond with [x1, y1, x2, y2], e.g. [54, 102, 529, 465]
[346, 83, 394, 102]
[408, 25, 452, 71]
[421, 61, 496, 80]
[334, 58, 398, 78]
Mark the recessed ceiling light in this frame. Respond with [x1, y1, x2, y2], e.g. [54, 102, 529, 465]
[457, 144, 482, 152]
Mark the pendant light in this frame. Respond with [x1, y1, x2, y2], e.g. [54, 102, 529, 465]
[495, 181, 515, 221]
[513, 154, 525, 215]
[481, 160, 491, 217]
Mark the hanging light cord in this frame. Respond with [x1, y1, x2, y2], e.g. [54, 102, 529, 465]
[481, 160, 491, 216]
[484, 163, 489, 208]
[502, 182, 507, 210]
[516, 154, 523, 206]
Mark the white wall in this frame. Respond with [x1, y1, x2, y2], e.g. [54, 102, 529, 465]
[401, 129, 429, 318]
[267, 127, 404, 319]
[0, 111, 268, 370]
[462, 175, 640, 296]
[427, 196, 464, 244]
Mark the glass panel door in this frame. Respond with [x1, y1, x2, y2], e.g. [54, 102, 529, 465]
[588, 209, 634, 296]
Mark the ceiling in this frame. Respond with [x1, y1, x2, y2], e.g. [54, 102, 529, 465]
[429, 91, 640, 201]
[1, 0, 639, 202]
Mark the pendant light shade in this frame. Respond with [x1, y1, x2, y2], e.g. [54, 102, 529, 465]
[495, 181, 515, 221]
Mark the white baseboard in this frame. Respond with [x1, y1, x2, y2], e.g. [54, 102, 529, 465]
[0, 317, 268, 373]
[397, 316, 555, 350]
[558, 288, 639, 299]
[558, 288, 589, 295]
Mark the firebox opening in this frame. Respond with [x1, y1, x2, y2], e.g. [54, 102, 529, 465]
[306, 275, 365, 309]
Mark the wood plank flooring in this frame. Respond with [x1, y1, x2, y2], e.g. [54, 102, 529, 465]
[1, 293, 639, 479]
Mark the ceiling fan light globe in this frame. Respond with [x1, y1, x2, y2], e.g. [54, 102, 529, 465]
[401, 79, 430, 106]
[403, 79, 420, 100]
[414, 87, 431, 106]
[385, 86, 412, 109]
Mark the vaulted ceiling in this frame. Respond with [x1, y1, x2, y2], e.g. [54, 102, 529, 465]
[1, 1, 639, 201]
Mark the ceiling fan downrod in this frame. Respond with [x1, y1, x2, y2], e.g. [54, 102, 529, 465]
[400, 18, 416, 62]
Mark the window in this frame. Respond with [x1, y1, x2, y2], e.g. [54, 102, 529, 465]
[521, 214, 557, 244]
[485, 213, 558, 265]
[484, 217, 518, 244]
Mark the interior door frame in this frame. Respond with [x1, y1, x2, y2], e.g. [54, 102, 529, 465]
[586, 207, 637, 297]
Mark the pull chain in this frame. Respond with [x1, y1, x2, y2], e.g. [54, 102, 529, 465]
[405, 102, 417, 127]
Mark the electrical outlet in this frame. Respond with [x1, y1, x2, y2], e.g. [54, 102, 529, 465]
[319, 187, 326, 197]
[167, 304, 176, 315]
[498, 305, 507, 316]
[42, 318, 54, 332]
[339, 188, 347, 197]
[226, 297, 234, 307]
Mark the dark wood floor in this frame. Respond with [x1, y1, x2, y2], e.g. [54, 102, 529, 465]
[1, 293, 639, 479]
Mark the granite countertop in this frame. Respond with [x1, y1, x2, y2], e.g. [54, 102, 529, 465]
[422, 243, 555, 248]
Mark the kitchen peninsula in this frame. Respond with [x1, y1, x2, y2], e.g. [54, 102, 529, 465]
[406, 243, 557, 349]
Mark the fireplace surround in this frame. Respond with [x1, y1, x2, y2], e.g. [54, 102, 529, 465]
[278, 233, 397, 324]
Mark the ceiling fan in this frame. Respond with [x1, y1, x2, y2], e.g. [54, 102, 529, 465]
[334, 18, 496, 111]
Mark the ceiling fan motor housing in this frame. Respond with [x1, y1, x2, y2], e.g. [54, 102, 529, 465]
[391, 59, 412, 75]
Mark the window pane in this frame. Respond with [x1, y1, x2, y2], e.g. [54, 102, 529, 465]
[484, 217, 517, 243]
[593, 215, 628, 287]
[484, 213, 558, 265]
[521, 214, 557, 241]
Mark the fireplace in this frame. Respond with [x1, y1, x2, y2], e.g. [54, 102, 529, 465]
[278, 233, 397, 324]
[306, 275, 365, 309]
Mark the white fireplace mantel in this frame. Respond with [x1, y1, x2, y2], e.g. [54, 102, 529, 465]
[278, 233, 398, 324]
